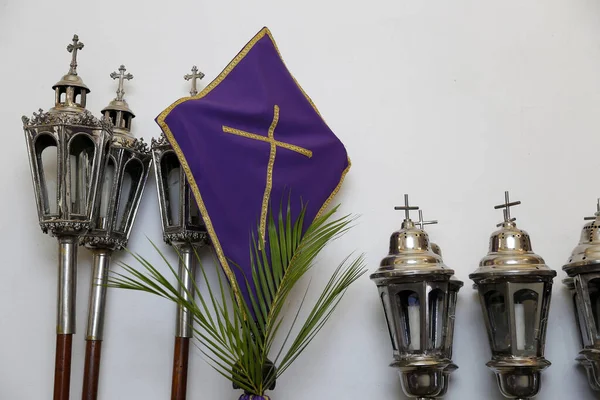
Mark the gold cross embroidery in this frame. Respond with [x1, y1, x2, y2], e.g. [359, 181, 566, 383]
[222, 105, 313, 243]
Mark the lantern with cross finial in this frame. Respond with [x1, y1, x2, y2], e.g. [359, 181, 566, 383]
[150, 66, 209, 400]
[370, 195, 463, 399]
[470, 191, 556, 400]
[562, 199, 600, 392]
[152, 66, 207, 248]
[79, 64, 151, 400]
[21, 34, 112, 400]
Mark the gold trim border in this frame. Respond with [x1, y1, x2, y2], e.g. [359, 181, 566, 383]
[156, 26, 351, 302]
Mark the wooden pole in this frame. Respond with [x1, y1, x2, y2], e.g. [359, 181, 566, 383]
[54, 334, 73, 400]
[171, 337, 191, 400]
[82, 340, 102, 400]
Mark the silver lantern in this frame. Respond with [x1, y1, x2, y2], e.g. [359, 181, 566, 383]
[470, 191, 555, 400]
[151, 66, 207, 248]
[150, 66, 208, 400]
[370, 195, 463, 399]
[563, 199, 600, 391]
[22, 35, 112, 400]
[80, 65, 151, 400]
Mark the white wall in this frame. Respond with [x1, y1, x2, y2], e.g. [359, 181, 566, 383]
[1, 0, 599, 398]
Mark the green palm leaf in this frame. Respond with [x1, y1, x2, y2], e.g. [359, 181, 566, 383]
[109, 201, 366, 396]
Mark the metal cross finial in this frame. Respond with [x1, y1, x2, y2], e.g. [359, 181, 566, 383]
[415, 210, 438, 230]
[110, 65, 133, 101]
[584, 198, 600, 221]
[496, 209, 517, 227]
[394, 194, 419, 221]
[66, 34, 84, 75]
[184, 66, 205, 96]
[494, 191, 521, 223]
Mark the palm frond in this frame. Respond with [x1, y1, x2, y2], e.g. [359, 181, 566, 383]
[109, 201, 366, 396]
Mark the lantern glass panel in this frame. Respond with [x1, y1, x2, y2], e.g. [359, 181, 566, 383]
[588, 278, 600, 335]
[189, 189, 201, 225]
[380, 291, 398, 351]
[98, 158, 116, 229]
[397, 290, 421, 351]
[116, 159, 143, 232]
[68, 134, 95, 215]
[573, 292, 588, 348]
[445, 290, 458, 357]
[35, 134, 58, 215]
[160, 152, 181, 227]
[514, 289, 539, 353]
[428, 288, 446, 350]
[484, 289, 510, 354]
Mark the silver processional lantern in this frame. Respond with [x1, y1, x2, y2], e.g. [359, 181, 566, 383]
[470, 191, 556, 400]
[22, 35, 113, 400]
[370, 195, 463, 399]
[563, 199, 600, 392]
[80, 65, 151, 400]
[150, 65, 209, 400]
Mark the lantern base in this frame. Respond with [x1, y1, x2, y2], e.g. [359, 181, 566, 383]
[576, 349, 600, 391]
[391, 358, 457, 399]
[487, 358, 551, 399]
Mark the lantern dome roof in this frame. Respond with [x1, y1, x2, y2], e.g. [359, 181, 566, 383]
[563, 199, 600, 276]
[52, 73, 90, 92]
[370, 196, 455, 284]
[470, 192, 555, 283]
[101, 98, 135, 118]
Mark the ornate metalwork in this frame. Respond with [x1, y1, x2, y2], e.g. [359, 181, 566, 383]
[131, 137, 149, 153]
[165, 231, 208, 245]
[80, 235, 123, 248]
[151, 132, 170, 147]
[22, 108, 112, 130]
[40, 221, 88, 235]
